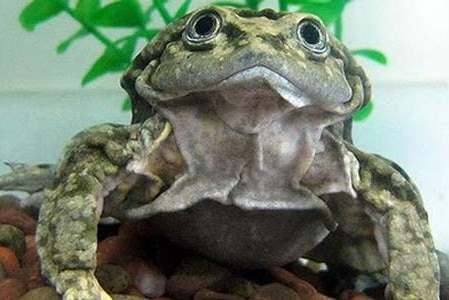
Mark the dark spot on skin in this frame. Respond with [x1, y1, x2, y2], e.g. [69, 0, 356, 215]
[233, 8, 286, 20]
[256, 34, 286, 51]
[222, 23, 248, 40]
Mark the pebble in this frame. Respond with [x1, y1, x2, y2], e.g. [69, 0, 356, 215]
[0, 278, 27, 300]
[97, 236, 133, 265]
[95, 264, 131, 294]
[0, 195, 21, 210]
[225, 277, 259, 298]
[19, 287, 59, 300]
[270, 267, 317, 295]
[111, 295, 148, 300]
[0, 246, 20, 276]
[22, 236, 37, 268]
[166, 256, 232, 300]
[250, 283, 301, 300]
[0, 224, 26, 257]
[194, 289, 245, 300]
[0, 262, 5, 281]
[0, 207, 37, 235]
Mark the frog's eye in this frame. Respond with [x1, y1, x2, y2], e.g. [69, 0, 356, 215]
[185, 10, 222, 43]
[297, 19, 328, 54]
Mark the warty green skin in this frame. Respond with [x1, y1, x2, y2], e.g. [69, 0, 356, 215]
[30, 6, 442, 300]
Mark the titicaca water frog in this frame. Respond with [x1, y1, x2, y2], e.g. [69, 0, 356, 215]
[19, 6, 441, 299]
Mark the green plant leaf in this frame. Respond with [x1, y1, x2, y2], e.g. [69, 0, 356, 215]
[93, 0, 145, 28]
[19, 0, 66, 31]
[299, 0, 347, 25]
[246, 0, 264, 10]
[75, 0, 101, 22]
[122, 97, 132, 111]
[353, 101, 374, 121]
[82, 47, 129, 85]
[174, 0, 192, 19]
[119, 36, 138, 58]
[352, 49, 388, 65]
[154, 0, 173, 24]
[56, 29, 88, 54]
[213, 1, 247, 8]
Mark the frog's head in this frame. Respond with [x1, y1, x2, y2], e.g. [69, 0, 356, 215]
[122, 6, 370, 127]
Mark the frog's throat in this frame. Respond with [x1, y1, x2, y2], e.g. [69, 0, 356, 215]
[135, 65, 358, 116]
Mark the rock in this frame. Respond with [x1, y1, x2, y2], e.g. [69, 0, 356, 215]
[166, 256, 232, 300]
[97, 236, 133, 265]
[19, 287, 59, 300]
[22, 236, 37, 268]
[0, 207, 37, 235]
[111, 295, 148, 300]
[0, 224, 26, 257]
[24, 262, 47, 290]
[121, 257, 166, 297]
[344, 291, 375, 300]
[0, 262, 5, 281]
[194, 289, 245, 300]
[95, 264, 131, 294]
[0, 246, 20, 276]
[0, 278, 27, 300]
[250, 283, 301, 300]
[269, 267, 316, 297]
[225, 277, 259, 298]
[0, 195, 21, 210]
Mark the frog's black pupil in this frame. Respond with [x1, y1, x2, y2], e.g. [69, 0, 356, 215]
[194, 15, 216, 36]
[300, 23, 320, 45]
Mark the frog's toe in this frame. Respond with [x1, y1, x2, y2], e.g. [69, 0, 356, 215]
[57, 270, 112, 300]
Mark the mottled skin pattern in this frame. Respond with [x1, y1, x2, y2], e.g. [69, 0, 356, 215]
[31, 7, 441, 300]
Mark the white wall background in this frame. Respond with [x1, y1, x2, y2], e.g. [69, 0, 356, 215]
[0, 0, 448, 252]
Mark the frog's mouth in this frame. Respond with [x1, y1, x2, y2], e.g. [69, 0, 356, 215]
[137, 64, 354, 112]
[137, 65, 349, 134]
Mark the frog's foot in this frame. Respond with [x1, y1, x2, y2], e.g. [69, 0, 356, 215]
[57, 270, 112, 300]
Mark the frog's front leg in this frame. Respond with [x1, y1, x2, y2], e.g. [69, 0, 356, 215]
[38, 152, 117, 300]
[37, 120, 167, 299]
[352, 149, 440, 299]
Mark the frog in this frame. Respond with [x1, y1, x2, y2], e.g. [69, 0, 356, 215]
[28, 6, 441, 300]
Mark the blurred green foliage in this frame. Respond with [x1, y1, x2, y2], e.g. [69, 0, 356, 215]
[19, 0, 387, 120]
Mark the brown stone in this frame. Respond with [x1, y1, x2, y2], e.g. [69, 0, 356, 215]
[111, 295, 147, 300]
[166, 256, 232, 300]
[225, 277, 259, 298]
[0, 224, 26, 258]
[0, 246, 20, 276]
[0, 195, 21, 211]
[0, 207, 37, 235]
[21, 236, 37, 268]
[19, 287, 59, 300]
[97, 236, 133, 265]
[269, 267, 317, 297]
[0, 278, 27, 300]
[194, 288, 245, 300]
[250, 283, 301, 300]
[95, 264, 131, 294]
